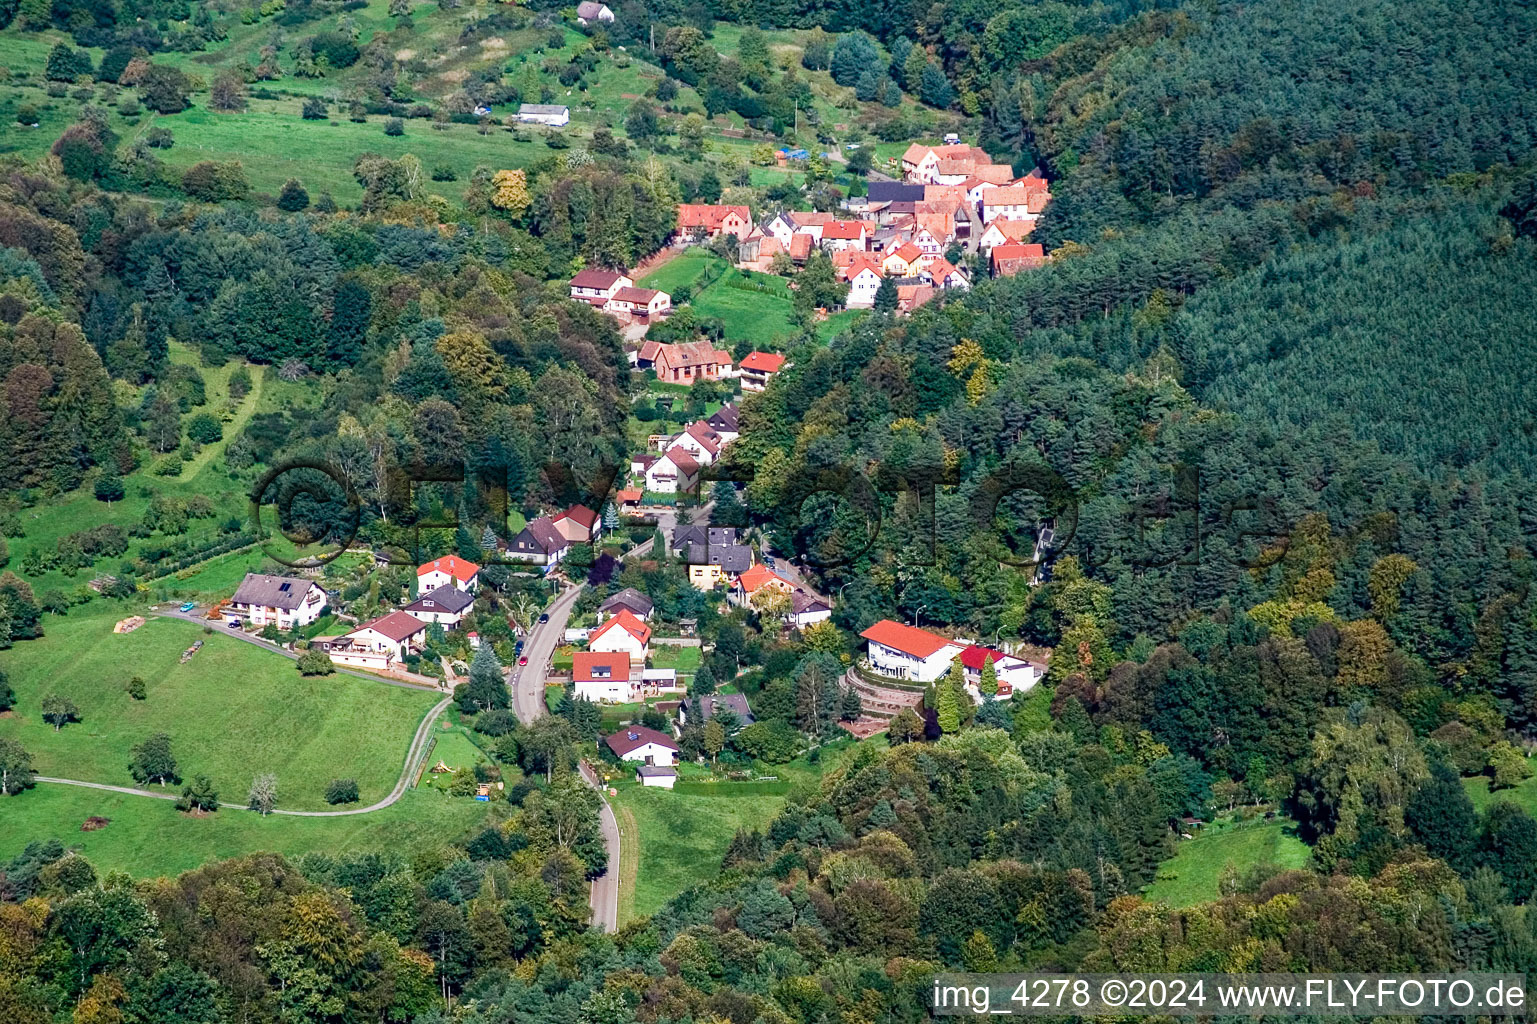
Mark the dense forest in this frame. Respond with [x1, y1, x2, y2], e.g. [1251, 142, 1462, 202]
[3, 0, 1537, 1020]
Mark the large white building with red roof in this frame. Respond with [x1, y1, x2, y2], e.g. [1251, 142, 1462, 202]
[418, 555, 480, 594]
[589, 608, 651, 662]
[737, 351, 786, 391]
[573, 651, 633, 703]
[569, 268, 633, 305]
[957, 644, 1043, 699]
[860, 619, 965, 682]
[321, 610, 429, 670]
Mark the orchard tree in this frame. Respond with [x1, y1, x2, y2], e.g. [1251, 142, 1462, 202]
[248, 772, 278, 814]
[41, 693, 79, 730]
[129, 732, 179, 786]
[176, 774, 219, 812]
[0, 738, 36, 795]
[297, 649, 336, 675]
[326, 778, 360, 804]
[94, 474, 124, 505]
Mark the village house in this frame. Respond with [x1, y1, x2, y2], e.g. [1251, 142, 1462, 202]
[705, 404, 740, 443]
[737, 351, 786, 391]
[418, 556, 480, 595]
[980, 184, 1050, 224]
[922, 257, 970, 291]
[684, 538, 754, 591]
[515, 103, 570, 126]
[789, 590, 833, 628]
[641, 339, 733, 384]
[991, 243, 1048, 277]
[605, 725, 679, 766]
[896, 283, 938, 313]
[573, 651, 634, 703]
[977, 218, 1034, 252]
[605, 286, 671, 319]
[552, 504, 602, 545]
[820, 219, 868, 252]
[402, 585, 475, 629]
[957, 644, 1044, 701]
[589, 608, 652, 662]
[733, 563, 796, 607]
[882, 242, 925, 278]
[838, 257, 885, 308]
[901, 142, 988, 184]
[644, 446, 700, 494]
[860, 619, 965, 683]
[574, 0, 613, 23]
[502, 516, 570, 566]
[672, 421, 724, 466]
[599, 587, 654, 620]
[228, 573, 328, 630]
[322, 611, 429, 670]
[674, 204, 753, 246]
[569, 268, 632, 305]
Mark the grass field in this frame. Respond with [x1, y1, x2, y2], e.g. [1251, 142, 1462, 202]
[1464, 765, 1537, 813]
[1143, 817, 1311, 907]
[610, 780, 787, 922]
[641, 253, 865, 348]
[0, 784, 488, 878]
[0, 609, 440, 810]
[650, 644, 701, 673]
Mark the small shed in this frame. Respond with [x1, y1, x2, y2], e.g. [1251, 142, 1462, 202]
[637, 765, 677, 789]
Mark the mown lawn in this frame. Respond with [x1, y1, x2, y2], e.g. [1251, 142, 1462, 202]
[1463, 767, 1537, 813]
[0, 784, 489, 878]
[1144, 817, 1310, 908]
[610, 780, 788, 922]
[0, 609, 440, 810]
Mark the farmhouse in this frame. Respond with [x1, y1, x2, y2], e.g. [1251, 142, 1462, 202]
[599, 587, 654, 620]
[977, 218, 1034, 251]
[418, 556, 479, 594]
[674, 204, 753, 245]
[901, 142, 988, 184]
[980, 185, 1050, 224]
[573, 651, 633, 703]
[644, 446, 700, 494]
[503, 516, 570, 565]
[590, 608, 652, 662]
[957, 644, 1043, 700]
[605, 725, 679, 765]
[569, 268, 633, 305]
[516, 103, 570, 126]
[606, 286, 671, 318]
[737, 351, 786, 391]
[575, 1, 613, 23]
[642, 340, 733, 384]
[402, 585, 475, 628]
[860, 619, 965, 683]
[552, 503, 602, 544]
[228, 573, 328, 630]
[323, 611, 429, 670]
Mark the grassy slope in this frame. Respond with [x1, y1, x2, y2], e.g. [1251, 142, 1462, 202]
[1463, 767, 1537, 814]
[0, 784, 487, 877]
[0, 609, 439, 810]
[1143, 818, 1310, 908]
[610, 780, 787, 922]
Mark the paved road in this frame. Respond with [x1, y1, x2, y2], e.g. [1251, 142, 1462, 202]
[507, 582, 620, 932]
[36, 693, 452, 816]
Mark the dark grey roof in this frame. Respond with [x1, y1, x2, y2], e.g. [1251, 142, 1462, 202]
[706, 404, 739, 432]
[672, 525, 738, 550]
[684, 542, 752, 573]
[230, 573, 320, 611]
[509, 516, 567, 554]
[701, 693, 754, 724]
[791, 590, 830, 614]
[868, 182, 925, 203]
[600, 587, 654, 616]
[404, 585, 475, 614]
[636, 765, 677, 777]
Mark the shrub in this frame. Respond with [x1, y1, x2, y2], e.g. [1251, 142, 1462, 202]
[145, 126, 174, 148]
[325, 777, 360, 804]
[186, 412, 223, 444]
[125, 676, 146, 700]
[276, 178, 310, 211]
[297, 649, 335, 675]
[301, 96, 327, 120]
[431, 164, 458, 181]
[383, 117, 404, 136]
[15, 104, 40, 126]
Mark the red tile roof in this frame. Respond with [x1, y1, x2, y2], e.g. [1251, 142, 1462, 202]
[610, 286, 663, 305]
[353, 610, 429, 643]
[556, 504, 599, 529]
[822, 219, 865, 240]
[574, 651, 630, 683]
[737, 563, 793, 594]
[891, 242, 923, 265]
[788, 234, 813, 260]
[738, 351, 786, 373]
[605, 725, 679, 756]
[417, 555, 480, 582]
[661, 446, 699, 476]
[684, 421, 722, 453]
[985, 219, 1035, 243]
[592, 608, 652, 646]
[859, 619, 958, 658]
[677, 204, 751, 230]
[958, 644, 1011, 671]
[616, 488, 642, 503]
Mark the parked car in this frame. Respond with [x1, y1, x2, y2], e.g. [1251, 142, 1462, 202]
[179, 601, 196, 612]
[518, 656, 529, 666]
[538, 613, 550, 623]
